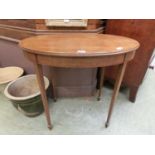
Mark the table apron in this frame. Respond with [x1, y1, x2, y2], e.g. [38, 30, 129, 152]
[23, 51, 135, 68]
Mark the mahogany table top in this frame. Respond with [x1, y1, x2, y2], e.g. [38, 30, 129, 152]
[19, 33, 140, 57]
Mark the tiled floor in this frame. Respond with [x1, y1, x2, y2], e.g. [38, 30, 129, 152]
[0, 69, 155, 135]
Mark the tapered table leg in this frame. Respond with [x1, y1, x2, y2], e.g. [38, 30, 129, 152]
[34, 63, 52, 130]
[50, 68, 57, 102]
[105, 62, 127, 128]
[51, 80, 57, 102]
[97, 67, 105, 101]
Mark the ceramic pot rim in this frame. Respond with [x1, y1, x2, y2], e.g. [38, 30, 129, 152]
[0, 66, 24, 84]
[4, 74, 49, 101]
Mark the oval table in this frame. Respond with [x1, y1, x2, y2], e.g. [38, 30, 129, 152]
[19, 33, 140, 129]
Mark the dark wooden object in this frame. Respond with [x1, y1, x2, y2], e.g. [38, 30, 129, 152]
[19, 33, 139, 129]
[97, 68, 105, 101]
[105, 19, 155, 102]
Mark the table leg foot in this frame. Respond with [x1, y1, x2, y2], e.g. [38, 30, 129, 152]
[97, 97, 101, 101]
[48, 125, 53, 130]
[129, 86, 139, 103]
[53, 99, 57, 102]
[105, 122, 109, 128]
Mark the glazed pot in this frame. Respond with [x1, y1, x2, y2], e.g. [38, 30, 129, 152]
[4, 74, 49, 117]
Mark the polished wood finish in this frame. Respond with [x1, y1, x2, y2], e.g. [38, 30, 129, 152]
[19, 34, 139, 129]
[20, 34, 139, 56]
[105, 19, 155, 102]
[105, 61, 127, 127]
[33, 55, 52, 129]
[23, 50, 135, 68]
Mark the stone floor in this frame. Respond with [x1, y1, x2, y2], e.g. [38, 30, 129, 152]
[0, 69, 155, 135]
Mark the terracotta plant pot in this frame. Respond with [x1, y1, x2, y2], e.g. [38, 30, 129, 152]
[4, 74, 49, 117]
[0, 66, 24, 94]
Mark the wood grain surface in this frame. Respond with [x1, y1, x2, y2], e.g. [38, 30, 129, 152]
[19, 33, 140, 57]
